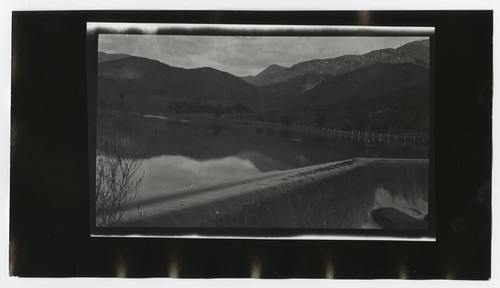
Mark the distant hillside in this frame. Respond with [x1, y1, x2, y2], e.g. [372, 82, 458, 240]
[241, 64, 287, 85]
[300, 62, 429, 105]
[251, 39, 429, 90]
[255, 72, 326, 100]
[288, 62, 430, 132]
[98, 56, 265, 113]
[98, 52, 132, 63]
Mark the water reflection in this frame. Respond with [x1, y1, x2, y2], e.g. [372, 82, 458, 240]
[136, 155, 261, 200]
[98, 112, 429, 202]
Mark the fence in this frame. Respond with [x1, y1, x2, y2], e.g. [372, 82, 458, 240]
[224, 118, 429, 145]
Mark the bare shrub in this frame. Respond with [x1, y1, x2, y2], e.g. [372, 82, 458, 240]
[95, 133, 145, 227]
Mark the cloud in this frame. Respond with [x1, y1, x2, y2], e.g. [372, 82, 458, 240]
[99, 35, 427, 77]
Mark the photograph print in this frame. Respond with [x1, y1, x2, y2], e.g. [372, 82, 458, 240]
[89, 23, 433, 239]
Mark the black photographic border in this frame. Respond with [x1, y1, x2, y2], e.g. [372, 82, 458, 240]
[10, 10, 491, 279]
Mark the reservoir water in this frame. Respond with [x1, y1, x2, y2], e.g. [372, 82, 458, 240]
[97, 111, 429, 206]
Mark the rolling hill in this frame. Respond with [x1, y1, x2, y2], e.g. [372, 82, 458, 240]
[244, 39, 429, 94]
[241, 64, 287, 86]
[289, 62, 430, 132]
[98, 51, 132, 63]
[299, 62, 429, 106]
[98, 56, 266, 113]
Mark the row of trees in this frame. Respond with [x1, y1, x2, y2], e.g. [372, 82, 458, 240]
[165, 101, 331, 128]
[102, 94, 424, 133]
[167, 100, 252, 116]
[256, 113, 328, 128]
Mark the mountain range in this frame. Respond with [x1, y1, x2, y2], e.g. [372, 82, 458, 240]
[243, 39, 429, 87]
[97, 39, 430, 132]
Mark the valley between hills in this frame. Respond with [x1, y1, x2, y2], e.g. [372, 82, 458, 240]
[97, 39, 430, 134]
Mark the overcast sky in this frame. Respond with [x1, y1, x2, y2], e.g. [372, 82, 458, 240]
[99, 35, 427, 77]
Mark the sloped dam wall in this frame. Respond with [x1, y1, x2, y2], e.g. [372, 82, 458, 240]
[138, 158, 429, 229]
